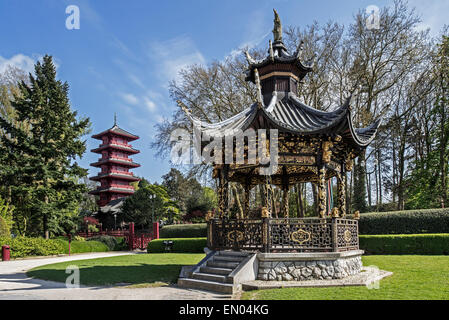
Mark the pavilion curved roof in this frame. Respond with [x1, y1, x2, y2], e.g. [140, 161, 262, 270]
[185, 91, 381, 148]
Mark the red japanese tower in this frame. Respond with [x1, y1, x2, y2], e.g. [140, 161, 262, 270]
[89, 118, 140, 207]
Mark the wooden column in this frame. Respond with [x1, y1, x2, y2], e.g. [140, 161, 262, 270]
[282, 185, 289, 217]
[337, 168, 347, 218]
[244, 183, 250, 218]
[317, 166, 327, 218]
[217, 166, 229, 219]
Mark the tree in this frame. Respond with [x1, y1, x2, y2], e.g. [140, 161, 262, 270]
[120, 183, 180, 229]
[153, 1, 442, 212]
[0, 55, 91, 238]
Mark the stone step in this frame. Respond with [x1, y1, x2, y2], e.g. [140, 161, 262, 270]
[192, 272, 226, 283]
[200, 266, 233, 276]
[178, 278, 236, 294]
[207, 260, 240, 269]
[218, 251, 250, 257]
[213, 255, 246, 263]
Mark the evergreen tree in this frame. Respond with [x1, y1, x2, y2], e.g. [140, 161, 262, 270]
[352, 158, 368, 213]
[0, 55, 90, 238]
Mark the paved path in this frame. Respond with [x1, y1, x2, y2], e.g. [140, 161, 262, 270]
[0, 252, 231, 300]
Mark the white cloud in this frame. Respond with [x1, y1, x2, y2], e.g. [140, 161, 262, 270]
[0, 54, 36, 74]
[149, 35, 205, 84]
[143, 96, 157, 112]
[120, 93, 139, 105]
[408, 0, 449, 35]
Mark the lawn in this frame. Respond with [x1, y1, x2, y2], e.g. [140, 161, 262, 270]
[242, 255, 449, 300]
[27, 253, 205, 286]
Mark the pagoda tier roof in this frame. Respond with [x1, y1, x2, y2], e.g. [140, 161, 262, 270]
[186, 91, 381, 149]
[244, 41, 314, 83]
[90, 158, 141, 168]
[91, 143, 140, 154]
[89, 187, 135, 195]
[92, 125, 139, 141]
[89, 173, 141, 182]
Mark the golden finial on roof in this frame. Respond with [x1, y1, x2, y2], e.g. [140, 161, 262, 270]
[273, 9, 282, 42]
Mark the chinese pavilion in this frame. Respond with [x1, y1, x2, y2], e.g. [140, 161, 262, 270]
[179, 10, 383, 292]
[89, 118, 140, 207]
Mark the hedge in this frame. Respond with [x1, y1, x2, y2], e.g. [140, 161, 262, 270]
[160, 224, 207, 238]
[0, 236, 109, 259]
[357, 208, 449, 234]
[147, 238, 207, 253]
[360, 234, 449, 255]
[0, 237, 65, 259]
[56, 239, 109, 254]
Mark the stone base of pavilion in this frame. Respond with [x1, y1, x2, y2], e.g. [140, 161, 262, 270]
[242, 265, 393, 291]
[256, 250, 365, 282]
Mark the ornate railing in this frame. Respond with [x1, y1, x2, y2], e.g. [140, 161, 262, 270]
[208, 218, 359, 253]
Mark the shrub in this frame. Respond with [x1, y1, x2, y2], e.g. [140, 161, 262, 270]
[356, 208, 449, 234]
[113, 237, 128, 251]
[160, 223, 207, 238]
[147, 238, 207, 253]
[74, 235, 85, 242]
[0, 236, 110, 259]
[56, 239, 109, 254]
[360, 234, 449, 255]
[87, 235, 117, 251]
[0, 216, 9, 237]
[88, 224, 99, 233]
[0, 236, 65, 259]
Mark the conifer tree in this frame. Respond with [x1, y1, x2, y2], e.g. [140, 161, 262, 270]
[0, 55, 90, 238]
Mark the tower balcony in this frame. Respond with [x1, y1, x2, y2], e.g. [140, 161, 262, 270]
[89, 171, 140, 182]
[91, 143, 140, 154]
[90, 157, 141, 168]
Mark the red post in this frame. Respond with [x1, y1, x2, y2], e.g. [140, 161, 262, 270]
[2, 245, 10, 261]
[152, 222, 159, 240]
[128, 222, 135, 250]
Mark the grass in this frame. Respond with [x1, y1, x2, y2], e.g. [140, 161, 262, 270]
[242, 255, 449, 300]
[27, 253, 205, 286]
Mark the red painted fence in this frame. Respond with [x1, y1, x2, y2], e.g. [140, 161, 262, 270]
[77, 222, 159, 250]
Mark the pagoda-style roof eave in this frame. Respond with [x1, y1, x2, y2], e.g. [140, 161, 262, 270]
[347, 115, 383, 147]
[92, 125, 139, 141]
[91, 144, 140, 154]
[90, 159, 141, 168]
[89, 174, 141, 182]
[89, 187, 135, 195]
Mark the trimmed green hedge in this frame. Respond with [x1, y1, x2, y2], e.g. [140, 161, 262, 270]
[357, 208, 449, 234]
[0, 237, 65, 259]
[360, 234, 449, 255]
[56, 239, 109, 254]
[147, 238, 207, 253]
[160, 224, 207, 238]
[0, 236, 109, 259]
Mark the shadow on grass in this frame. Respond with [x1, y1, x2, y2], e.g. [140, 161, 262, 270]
[27, 264, 185, 287]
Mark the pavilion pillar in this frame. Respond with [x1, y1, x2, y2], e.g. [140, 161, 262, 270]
[337, 169, 347, 218]
[317, 166, 327, 218]
[282, 186, 289, 217]
[218, 165, 230, 218]
[244, 183, 250, 218]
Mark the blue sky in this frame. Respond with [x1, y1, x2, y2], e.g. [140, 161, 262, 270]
[1, 0, 448, 183]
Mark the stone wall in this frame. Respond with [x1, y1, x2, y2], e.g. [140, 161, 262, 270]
[257, 256, 362, 281]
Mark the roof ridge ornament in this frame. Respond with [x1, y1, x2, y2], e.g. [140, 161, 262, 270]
[177, 100, 192, 117]
[254, 68, 264, 109]
[273, 9, 282, 42]
[295, 40, 305, 59]
[244, 50, 256, 65]
[269, 40, 274, 61]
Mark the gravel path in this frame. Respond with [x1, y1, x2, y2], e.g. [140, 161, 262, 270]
[0, 252, 231, 300]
